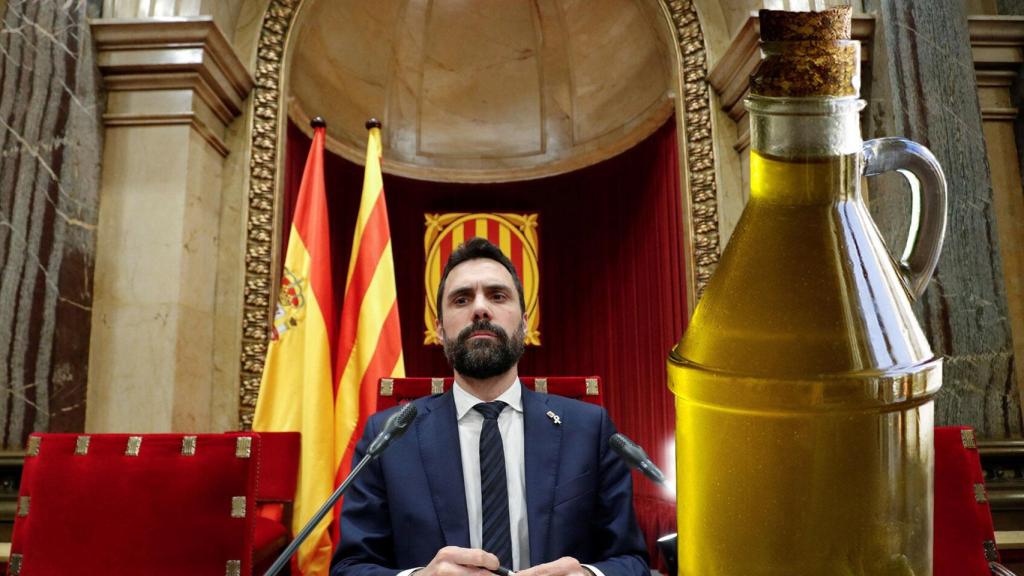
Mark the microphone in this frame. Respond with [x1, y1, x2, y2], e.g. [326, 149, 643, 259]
[367, 402, 418, 456]
[609, 432, 666, 485]
[265, 403, 418, 576]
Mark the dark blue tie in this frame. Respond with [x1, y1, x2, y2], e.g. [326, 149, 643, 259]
[473, 401, 513, 568]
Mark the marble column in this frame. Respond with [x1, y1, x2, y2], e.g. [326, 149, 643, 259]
[0, 0, 103, 448]
[86, 18, 253, 433]
[866, 0, 1020, 437]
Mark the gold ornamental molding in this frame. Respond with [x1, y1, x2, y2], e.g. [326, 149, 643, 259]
[240, 0, 302, 429]
[664, 0, 721, 295]
[238, 0, 721, 427]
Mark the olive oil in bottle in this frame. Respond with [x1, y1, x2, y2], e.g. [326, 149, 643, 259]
[668, 8, 948, 575]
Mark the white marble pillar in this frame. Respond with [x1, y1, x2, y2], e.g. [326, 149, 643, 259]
[86, 18, 253, 432]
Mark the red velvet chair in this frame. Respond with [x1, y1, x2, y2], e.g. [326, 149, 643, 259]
[377, 375, 603, 409]
[9, 432, 299, 576]
[935, 426, 1017, 576]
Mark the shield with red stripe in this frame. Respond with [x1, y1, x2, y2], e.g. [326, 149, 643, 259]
[424, 213, 540, 345]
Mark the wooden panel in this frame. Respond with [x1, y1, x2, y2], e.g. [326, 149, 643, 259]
[868, 0, 1019, 436]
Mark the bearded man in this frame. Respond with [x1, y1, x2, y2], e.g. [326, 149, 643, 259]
[331, 238, 648, 576]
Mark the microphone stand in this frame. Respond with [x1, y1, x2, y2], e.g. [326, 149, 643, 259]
[263, 454, 374, 576]
[265, 403, 417, 576]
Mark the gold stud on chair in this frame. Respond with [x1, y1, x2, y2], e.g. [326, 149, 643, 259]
[126, 436, 143, 456]
[975, 483, 988, 504]
[534, 378, 548, 394]
[984, 540, 999, 561]
[231, 496, 247, 518]
[17, 496, 29, 517]
[961, 429, 977, 450]
[27, 436, 41, 456]
[9, 553, 22, 575]
[381, 378, 394, 396]
[226, 559, 241, 576]
[235, 436, 252, 459]
[431, 378, 444, 395]
[182, 436, 197, 456]
[75, 435, 91, 456]
[585, 378, 599, 396]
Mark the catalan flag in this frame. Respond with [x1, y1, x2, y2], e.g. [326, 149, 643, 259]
[333, 120, 406, 523]
[254, 118, 337, 575]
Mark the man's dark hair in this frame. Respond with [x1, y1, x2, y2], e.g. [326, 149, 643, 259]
[435, 237, 526, 322]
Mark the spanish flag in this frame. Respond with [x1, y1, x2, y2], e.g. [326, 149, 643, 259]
[254, 118, 337, 575]
[334, 120, 406, 521]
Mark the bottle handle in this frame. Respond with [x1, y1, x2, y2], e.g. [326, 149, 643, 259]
[861, 137, 948, 300]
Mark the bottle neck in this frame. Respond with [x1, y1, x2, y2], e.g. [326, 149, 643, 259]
[747, 96, 864, 204]
[748, 96, 863, 158]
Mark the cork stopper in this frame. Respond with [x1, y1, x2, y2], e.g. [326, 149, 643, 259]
[750, 6, 859, 97]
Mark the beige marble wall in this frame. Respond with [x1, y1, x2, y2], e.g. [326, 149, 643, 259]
[86, 17, 253, 433]
[88, 125, 217, 431]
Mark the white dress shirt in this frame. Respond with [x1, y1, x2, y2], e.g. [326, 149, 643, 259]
[453, 379, 530, 570]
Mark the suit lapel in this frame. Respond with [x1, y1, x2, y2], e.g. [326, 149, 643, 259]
[523, 388, 562, 567]
[418, 392, 471, 548]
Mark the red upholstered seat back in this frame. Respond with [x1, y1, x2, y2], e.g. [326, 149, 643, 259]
[10, 432, 297, 576]
[935, 426, 999, 576]
[377, 376, 604, 409]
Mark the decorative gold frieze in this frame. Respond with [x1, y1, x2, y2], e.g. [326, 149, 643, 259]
[431, 378, 445, 395]
[381, 378, 394, 397]
[227, 559, 242, 576]
[17, 496, 29, 517]
[665, 0, 720, 300]
[75, 436, 91, 456]
[585, 378, 600, 396]
[231, 496, 247, 518]
[182, 436, 197, 456]
[236, 437, 253, 459]
[534, 378, 548, 394]
[239, 0, 303, 430]
[126, 436, 143, 456]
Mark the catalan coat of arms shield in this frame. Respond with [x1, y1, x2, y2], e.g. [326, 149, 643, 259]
[424, 213, 540, 345]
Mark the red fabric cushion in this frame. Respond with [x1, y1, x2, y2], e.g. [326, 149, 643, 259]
[11, 433, 260, 576]
[253, 515, 289, 573]
[935, 426, 996, 576]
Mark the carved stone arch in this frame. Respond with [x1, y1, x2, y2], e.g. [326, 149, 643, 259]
[237, 0, 721, 427]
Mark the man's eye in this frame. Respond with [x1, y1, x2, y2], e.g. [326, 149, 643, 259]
[492, 293, 508, 302]
[453, 297, 469, 305]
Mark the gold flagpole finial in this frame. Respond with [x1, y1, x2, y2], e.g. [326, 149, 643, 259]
[365, 118, 382, 130]
[310, 116, 326, 128]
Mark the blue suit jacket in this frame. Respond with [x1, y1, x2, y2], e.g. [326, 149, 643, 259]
[330, 387, 649, 576]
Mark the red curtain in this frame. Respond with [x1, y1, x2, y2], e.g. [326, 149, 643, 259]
[285, 119, 686, 565]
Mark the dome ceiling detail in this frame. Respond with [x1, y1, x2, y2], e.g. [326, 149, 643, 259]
[288, 0, 676, 182]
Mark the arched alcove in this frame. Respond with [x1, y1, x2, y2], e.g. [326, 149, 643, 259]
[239, 1, 723, 427]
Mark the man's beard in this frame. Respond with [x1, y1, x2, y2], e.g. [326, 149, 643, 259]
[442, 319, 525, 379]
